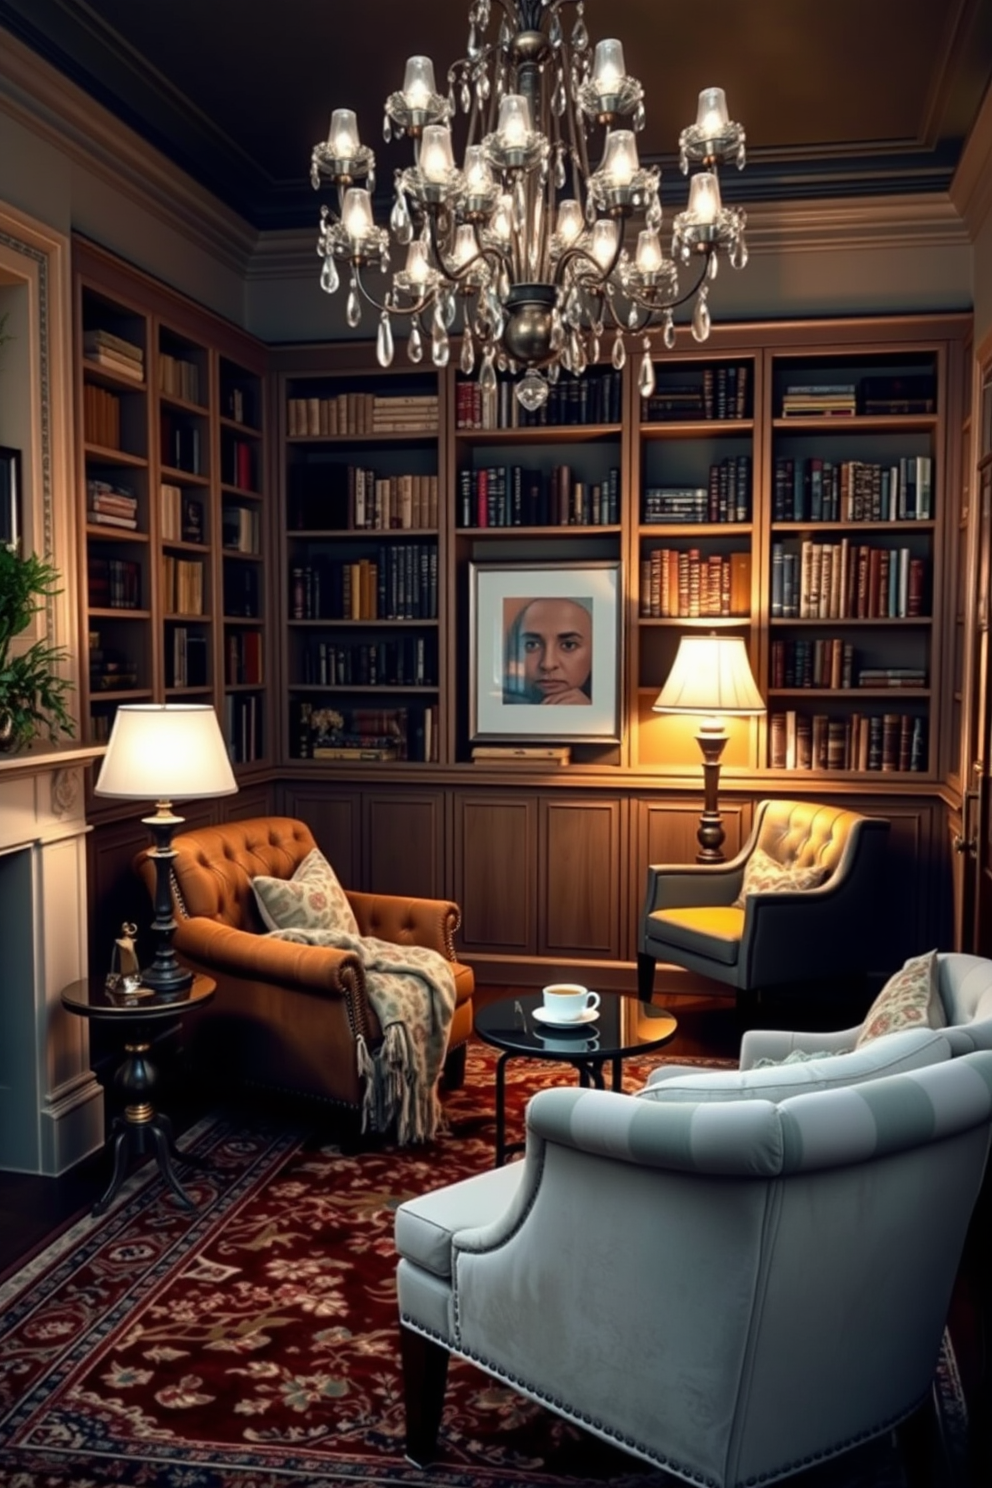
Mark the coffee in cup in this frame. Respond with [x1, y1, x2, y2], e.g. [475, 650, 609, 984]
[541, 983, 601, 1021]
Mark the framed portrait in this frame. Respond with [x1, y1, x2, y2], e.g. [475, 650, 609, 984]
[470, 560, 622, 742]
[0, 446, 21, 548]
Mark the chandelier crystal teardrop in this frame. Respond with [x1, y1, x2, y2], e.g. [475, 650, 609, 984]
[310, 1, 748, 409]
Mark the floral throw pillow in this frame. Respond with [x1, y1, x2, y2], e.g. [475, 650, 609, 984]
[855, 949, 946, 1048]
[734, 846, 827, 908]
[252, 847, 359, 938]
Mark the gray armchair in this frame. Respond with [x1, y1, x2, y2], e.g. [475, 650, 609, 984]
[395, 1050, 992, 1487]
[637, 797, 890, 1002]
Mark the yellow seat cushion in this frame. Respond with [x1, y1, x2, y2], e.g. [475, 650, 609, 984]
[647, 906, 744, 966]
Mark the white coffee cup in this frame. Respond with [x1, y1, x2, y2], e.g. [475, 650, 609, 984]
[541, 983, 601, 1021]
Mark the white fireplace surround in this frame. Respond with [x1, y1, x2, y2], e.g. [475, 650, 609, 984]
[0, 202, 104, 1173]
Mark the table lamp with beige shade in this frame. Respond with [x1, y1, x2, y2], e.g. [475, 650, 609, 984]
[94, 704, 238, 997]
[652, 633, 764, 863]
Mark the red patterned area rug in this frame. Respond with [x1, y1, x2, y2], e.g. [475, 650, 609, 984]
[0, 1045, 968, 1488]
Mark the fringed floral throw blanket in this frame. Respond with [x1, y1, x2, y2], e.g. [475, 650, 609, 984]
[269, 926, 456, 1144]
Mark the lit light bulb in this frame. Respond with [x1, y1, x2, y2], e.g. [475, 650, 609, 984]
[328, 108, 359, 158]
[635, 228, 663, 274]
[420, 124, 454, 183]
[592, 38, 625, 95]
[497, 94, 532, 146]
[405, 239, 431, 284]
[590, 219, 618, 269]
[555, 199, 584, 246]
[342, 188, 374, 242]
[686, 172, 722, 225]
[402, 55, 436, 111]
[600, 130, 639, 187]
[464, 145, 494, 194]
[696, 87, 729, 137]
[451, 223, 478, 267]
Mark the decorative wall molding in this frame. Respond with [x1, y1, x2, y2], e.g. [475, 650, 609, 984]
[950, 80, 992, 241]
[0, 29, 258, 277]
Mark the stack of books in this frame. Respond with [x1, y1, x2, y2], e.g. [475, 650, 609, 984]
[781, 383, 856, 417]
[87, 479, 137, 530]
[83, 328, 144, 382]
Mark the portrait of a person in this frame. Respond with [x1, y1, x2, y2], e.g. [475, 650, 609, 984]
[503, 595, 593, 705]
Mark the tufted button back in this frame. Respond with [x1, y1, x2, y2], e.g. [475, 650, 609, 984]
[756, 799, 866, 878]
[167, 817, 319, 929]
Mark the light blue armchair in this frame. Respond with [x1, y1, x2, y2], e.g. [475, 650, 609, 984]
[395, 1050, 992, 1487]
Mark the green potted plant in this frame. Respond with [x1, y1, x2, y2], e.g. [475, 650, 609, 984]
[0, 543, 75, 750]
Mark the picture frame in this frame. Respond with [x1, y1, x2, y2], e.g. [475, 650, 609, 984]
[469, 559, 622, 743]
[0, 446, 21, 549]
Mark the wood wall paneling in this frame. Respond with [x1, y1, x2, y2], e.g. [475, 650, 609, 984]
[540, 796, 623, 960]
[278, 784, 360, 889]
[855, 797, 937, 972]
[453, 793, 537, 955]
[362, 790, 445, 899]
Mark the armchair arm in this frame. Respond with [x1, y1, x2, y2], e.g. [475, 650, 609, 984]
[739, 1026, 860, 1069]
[643, 859, 745, 912]
[346, 891, 460, 961]
[174, 915, 364, 999]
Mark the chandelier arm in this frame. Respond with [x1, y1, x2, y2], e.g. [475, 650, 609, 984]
[353, 263, 434, 320]
[424, 207, 509, 291]
[627, 249, 713, 317]
[555, 226, 625, 289]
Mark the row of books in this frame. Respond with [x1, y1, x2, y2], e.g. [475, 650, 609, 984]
[456, 369, 623, 429]
[159, 352, 201, 405]
[772, 455, 933, 523]
[161, 412, 203, 475]
[290, 544, 438, 621]
[161, 485, 204, 544]
[224, 437, 256, 492]
[166, 625, 208, 688]
[224, 691, 262, 763]
[640, 549, 751, 619]
[779, 374, 936, 419]
[222, 503, 261, 555]
[457, 464, 620, 528]
[88, 478, 138, 531]
[88, 632, 138, 692]
[768, 710, 926, 772]
[770, 639, 927, 691]
[83, 328, 145, 382]
[296, 701, 439, 763]
[298, 634, 437, 688]
[83, 383, 124, 451]
[642, 363, 751, 422]
[287, 392, 438, 437]
[226, 629, 263, 686]
[289, 465, 440, 532]
[643, 456, 752, 525]
[771, 541, 926, 620]
[223, 385, 256, 427]
[162, 555, 205, 615]
[88, 555, 141, 610]
[781, 383, 857, 417]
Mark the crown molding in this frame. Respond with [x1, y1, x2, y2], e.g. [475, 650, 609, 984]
[0, 29, 259, 276]
[950, 80, 992, 239]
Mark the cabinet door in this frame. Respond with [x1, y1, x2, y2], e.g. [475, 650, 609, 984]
[362, 790, 445, 899]
[453, 793, 537, 955]
[539, 797, 623, 960]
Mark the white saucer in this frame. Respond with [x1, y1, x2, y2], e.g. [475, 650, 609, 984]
[532, 1005, 600, 1030]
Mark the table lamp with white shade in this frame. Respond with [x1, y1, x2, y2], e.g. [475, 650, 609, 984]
[652, 634, 765, 864]
[94, 704, 238, 997]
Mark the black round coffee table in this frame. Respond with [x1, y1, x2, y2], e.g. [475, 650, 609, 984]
[474, 991, 678, 1165]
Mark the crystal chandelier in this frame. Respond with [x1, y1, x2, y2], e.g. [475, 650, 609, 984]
[310, 0, 748, 411]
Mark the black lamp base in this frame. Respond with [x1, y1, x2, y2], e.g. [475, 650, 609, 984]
[695, 725, 729, 864]
[140, 804, 192, 999]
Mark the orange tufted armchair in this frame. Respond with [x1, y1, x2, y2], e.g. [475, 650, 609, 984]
[134, 816, 474, 1113]
[638, 799, 890, 1003]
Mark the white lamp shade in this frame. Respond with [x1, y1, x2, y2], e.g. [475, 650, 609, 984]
[95, 704, 238, 801]
[653, 635, 764, 715]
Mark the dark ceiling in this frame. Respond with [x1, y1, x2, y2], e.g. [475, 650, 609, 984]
[2, 0, 991, 232]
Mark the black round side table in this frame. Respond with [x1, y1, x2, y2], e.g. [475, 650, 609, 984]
[61, 973, 216, 1214]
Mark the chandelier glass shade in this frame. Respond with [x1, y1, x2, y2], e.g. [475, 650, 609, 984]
[311, 0, 748, 409]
